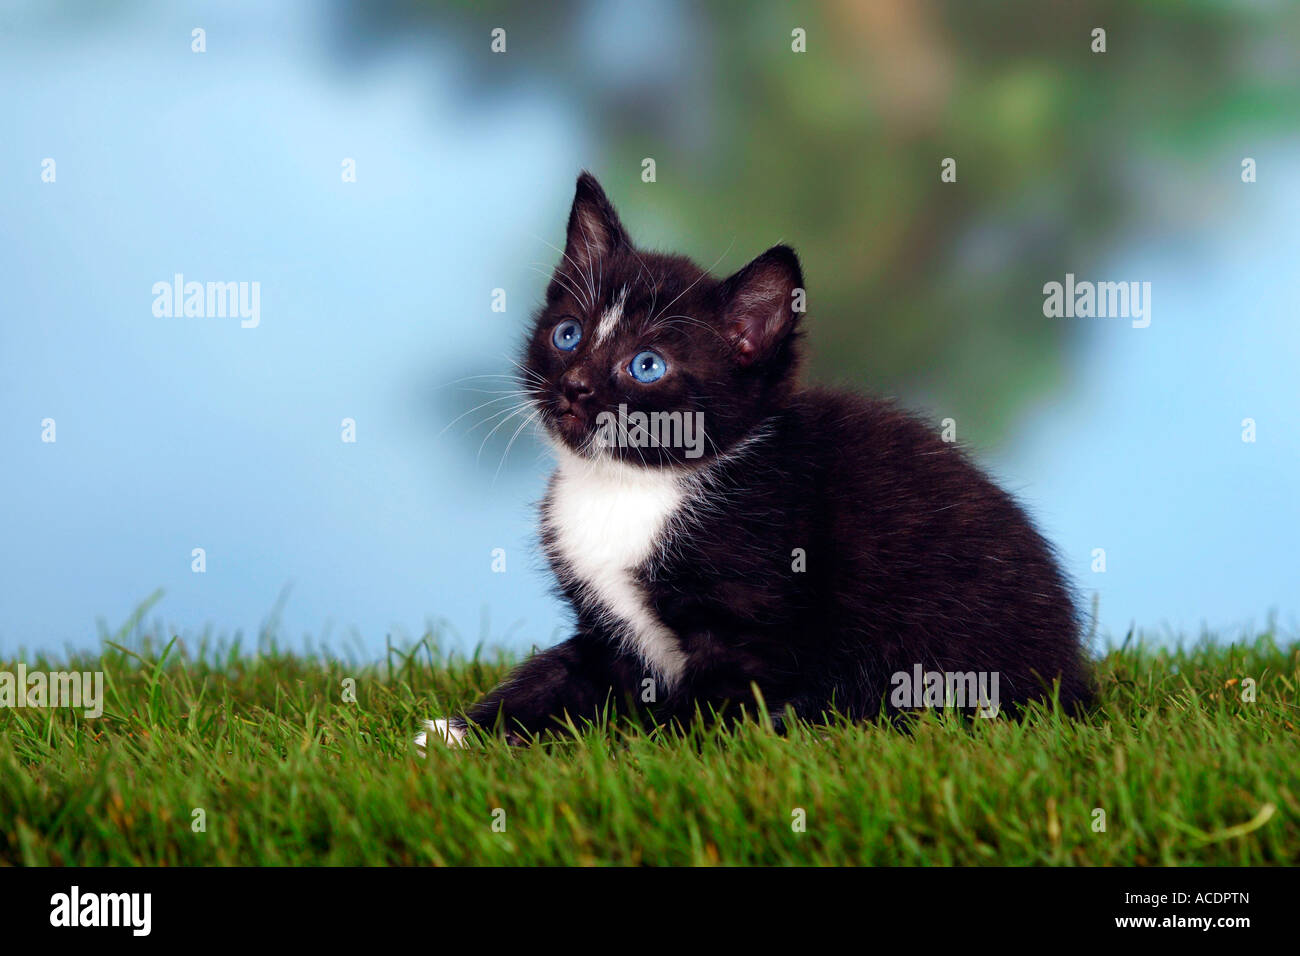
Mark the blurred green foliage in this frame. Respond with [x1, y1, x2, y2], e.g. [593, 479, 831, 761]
[359, 0, 1300, 443]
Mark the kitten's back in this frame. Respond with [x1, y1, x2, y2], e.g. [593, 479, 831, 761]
[785, 387, 1091, 714]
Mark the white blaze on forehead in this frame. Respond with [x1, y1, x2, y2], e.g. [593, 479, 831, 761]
[593, 285, 629, 346]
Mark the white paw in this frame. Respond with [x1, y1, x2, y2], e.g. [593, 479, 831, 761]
[414, 718, 468, 753]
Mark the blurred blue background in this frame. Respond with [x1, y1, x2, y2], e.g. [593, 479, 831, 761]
[1, 0, 1296, 658]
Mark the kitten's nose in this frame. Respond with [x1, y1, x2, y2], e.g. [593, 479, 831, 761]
[561, 370, 594, 405]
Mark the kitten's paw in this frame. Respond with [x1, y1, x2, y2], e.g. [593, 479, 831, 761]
[414, 717, 468, 754]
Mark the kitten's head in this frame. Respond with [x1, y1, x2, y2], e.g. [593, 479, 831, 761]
[524, 172, 805, 467]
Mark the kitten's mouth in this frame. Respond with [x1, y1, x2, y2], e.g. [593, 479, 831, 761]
[553, 402, 591, 441]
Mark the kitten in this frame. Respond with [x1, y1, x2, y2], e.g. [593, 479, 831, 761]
[418, 172, 1090, 749]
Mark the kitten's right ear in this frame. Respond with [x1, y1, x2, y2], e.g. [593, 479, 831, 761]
[562, 172, 630, 277]
[716, 245, 804, 366]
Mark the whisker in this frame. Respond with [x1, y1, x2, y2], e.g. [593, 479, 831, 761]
[438, 393, 531, 436]
[476, 404, 533, 463]
[494, 408, 542, 484]
[627, 246, 661, 322]
[466, 400, 537, 436]
[572, 219, 600, 305]
[431, 372, 529, 391]
[648, 239, 735, 327]
[643, 313, 729, 346]
[528, 264, 589, 311]
[532, 234, 596, 307]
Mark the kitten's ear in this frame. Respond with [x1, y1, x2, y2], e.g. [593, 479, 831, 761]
[716, 245, 804, 365]
[562, 171, 630, 275]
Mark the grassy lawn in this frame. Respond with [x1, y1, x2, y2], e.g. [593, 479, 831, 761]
[1, 624, 1295, 866]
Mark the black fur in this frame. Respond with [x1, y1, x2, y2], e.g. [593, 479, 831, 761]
[455, 172, 1091, 742]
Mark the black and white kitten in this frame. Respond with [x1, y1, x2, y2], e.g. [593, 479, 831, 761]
[419, 172, 1090, 748]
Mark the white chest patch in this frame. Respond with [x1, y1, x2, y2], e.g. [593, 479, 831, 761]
[545, 448, 689, 685]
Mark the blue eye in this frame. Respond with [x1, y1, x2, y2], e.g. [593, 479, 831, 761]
[629, 350, 667, 383]
[552, 318, 582, 351]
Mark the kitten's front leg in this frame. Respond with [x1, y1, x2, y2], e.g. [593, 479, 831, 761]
[658, 629, 810, 732]
[423, 633, 638, 748]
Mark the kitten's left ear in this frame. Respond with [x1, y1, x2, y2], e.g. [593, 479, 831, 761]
[563, 171, 631, 275]
[716, 245, 804, 365]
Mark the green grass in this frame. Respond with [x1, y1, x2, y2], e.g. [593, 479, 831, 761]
[1, 623, 1296, 866]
